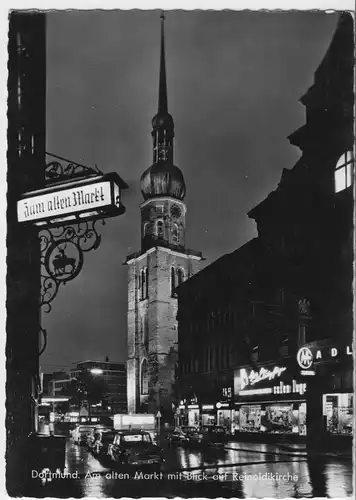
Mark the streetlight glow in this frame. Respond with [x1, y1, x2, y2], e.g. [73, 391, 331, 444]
[90, 368, 103, 375]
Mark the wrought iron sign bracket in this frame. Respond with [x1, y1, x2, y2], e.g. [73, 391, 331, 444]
[39, 219, 105, 313]
[16, 152, 128, 314]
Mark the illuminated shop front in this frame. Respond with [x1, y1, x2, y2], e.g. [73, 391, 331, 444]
[201, 405, 216, 425]
[234, 364, 307, 436]
[187, 405, 200, 426]
[297, 341, 353, 438]
[323, 393, 353, 435]
[216, 402, 233, 429]
[176, 403, 200, 427]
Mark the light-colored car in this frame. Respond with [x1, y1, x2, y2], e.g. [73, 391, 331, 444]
[71, 425, 96, 445]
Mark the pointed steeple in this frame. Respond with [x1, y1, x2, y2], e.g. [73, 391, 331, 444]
[158, 11, 168, 115]
[141, 12, 185, 202]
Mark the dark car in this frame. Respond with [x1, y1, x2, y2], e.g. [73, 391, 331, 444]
[199, 425, 228, 446]
[108, 430, 164, 467]
[166, 427, 189, 446]
[91, 429, 117, 457]
[181, 426, 203, 446]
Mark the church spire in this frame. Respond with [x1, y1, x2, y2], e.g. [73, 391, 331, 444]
[158, 11, 168, 115]
[150, 12, 175, 165]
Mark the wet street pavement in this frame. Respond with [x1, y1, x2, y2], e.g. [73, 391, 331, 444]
[27, 437, 353, 498]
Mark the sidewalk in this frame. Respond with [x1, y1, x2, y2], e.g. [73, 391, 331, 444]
[223, 439, 352, 459]
[223, 440, 307, 457]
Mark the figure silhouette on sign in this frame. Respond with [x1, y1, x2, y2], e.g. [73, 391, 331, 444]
[52, 248, 76, 276]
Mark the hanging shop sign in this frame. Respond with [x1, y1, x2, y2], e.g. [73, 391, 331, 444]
[17, 173, 128, 227]
[240, 366, 287, 391]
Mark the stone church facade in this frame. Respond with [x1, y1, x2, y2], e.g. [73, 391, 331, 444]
[126, 14, 202, 417]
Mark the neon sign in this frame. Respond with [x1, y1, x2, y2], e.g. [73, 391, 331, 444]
[240, 366, 287, 390]
[238, 380, 306, 396]
[315, 345, 352, 360]
[297, 347, 313, 369]
[297, 344, 352, 368]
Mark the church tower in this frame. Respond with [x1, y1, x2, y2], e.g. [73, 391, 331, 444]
[126, 13, 202, 417]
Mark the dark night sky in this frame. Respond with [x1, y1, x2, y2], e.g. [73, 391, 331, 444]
[42, 10, 338, 373]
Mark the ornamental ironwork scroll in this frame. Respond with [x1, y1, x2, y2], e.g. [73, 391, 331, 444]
[45, 152, 103, 185]
[39, 219, 105, 313]
[35, 152, 128, 314]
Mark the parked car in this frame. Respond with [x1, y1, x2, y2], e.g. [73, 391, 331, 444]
[181, 426, 204, 446]
[199, 425, 228, 446]
[87, 426, 114, 451]
[91, 429, 117, 457]
[71, 425, 96, 445]
[108, 430, 164, 467]
[166, 427, 189, 446]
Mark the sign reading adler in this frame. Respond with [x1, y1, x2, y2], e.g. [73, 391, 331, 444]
[17, 173, 128, 226]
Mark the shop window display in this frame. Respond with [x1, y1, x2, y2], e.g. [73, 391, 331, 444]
[217, 409, 232, 431]
[264, 405, 293, 434]
[324, 394, 353, 435]
[231, 410, 239, 434]
[240, 405, 261, 432]
[188, 409, 200, 427]
[298, 402, 307, 436]
[202, 413, 215, 425]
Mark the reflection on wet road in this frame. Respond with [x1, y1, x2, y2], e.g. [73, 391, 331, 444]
[30, 438, 353, 498]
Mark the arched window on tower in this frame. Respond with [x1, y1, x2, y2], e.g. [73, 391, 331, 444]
[141, 359, 148, 395]
[156, 220, 164, 239]
[144, 313, 149, 348]
[140, 268, 148, 300]
[176, 268, 184, 287]
[171, 267, 176, 297]
[334, 151, 353, 193]
[145, 268, 149, 299]
[172, 223, 179, 243]
[143, 222, 149, 237]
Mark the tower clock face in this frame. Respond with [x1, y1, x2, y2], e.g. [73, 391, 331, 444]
[170, 204, 182, 218]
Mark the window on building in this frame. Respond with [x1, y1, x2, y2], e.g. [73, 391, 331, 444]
[334, 151, 353, 193]
[141, 359, 148, 395]
[172, 223, 179, 243]
[298, 324, 306, 346]
[171, 267, 176, 297]
[144, 314, 149, 347]
[156, 219, 164, 238]
[215, 346, 220, 369]
[176, 268, 184, 287]
[251, 345, 259, 362]
[156, 205, 164, 215]
[143, 222, 149, 237]
[210, 348, 214, 371]
[145, 268, 148, 298]
[140, 268, 148, 300]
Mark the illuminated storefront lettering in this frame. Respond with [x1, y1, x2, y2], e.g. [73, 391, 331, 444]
[298, 344, 352, 365]
[240, 366, 287, 390]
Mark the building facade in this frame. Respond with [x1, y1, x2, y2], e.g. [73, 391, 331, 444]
[176, 13, 354, 443]
[6, 12, 46, 495]
[70, 359, 127, 414]
[126, 14, 202, 418]
[48, 372, 71, 397]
